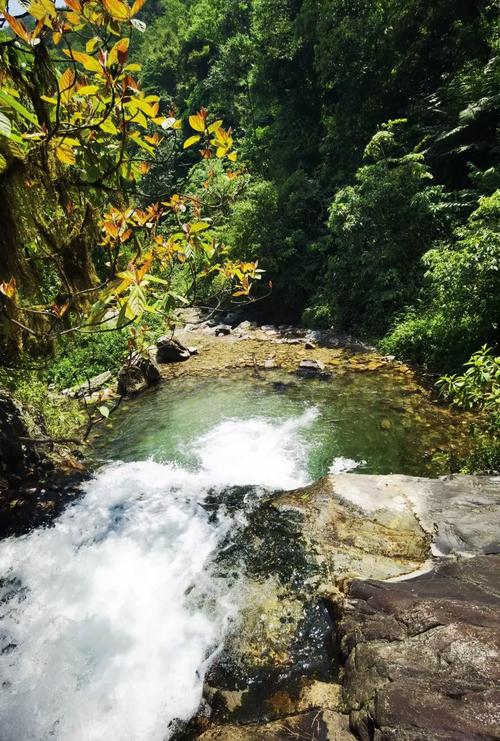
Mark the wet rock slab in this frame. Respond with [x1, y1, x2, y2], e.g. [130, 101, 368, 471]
[340, 555, 500, 740]
[198, 709, 354, 740]
[197, 474, 500, 739]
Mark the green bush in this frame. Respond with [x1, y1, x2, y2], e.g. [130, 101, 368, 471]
[326, 123, 452, 338]
[382, 190, 500, 370]
[0, 369, 84, 440]
[48, 331, 130, 390]
[436, 345, 500, 473]
[302, 303, 333, 329]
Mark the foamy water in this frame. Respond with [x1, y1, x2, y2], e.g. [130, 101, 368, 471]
[0, 408, 327, 741]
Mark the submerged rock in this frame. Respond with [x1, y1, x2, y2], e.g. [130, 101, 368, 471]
[296, 358, 329, 378]
[340, 555, 500, 741]
[156, 336, 191, 363]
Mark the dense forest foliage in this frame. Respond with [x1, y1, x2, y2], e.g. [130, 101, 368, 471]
[0, 0, 498, 469]
[134, 0, 499, 370]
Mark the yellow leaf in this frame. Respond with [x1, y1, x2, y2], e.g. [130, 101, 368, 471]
[130, 0, 146, 16]
[128, 109, 148, 128]
[124, 63, 141, 72]
[100, 118, 119, 135]
[56, 144, 76, 164]
[102, 0, 130, 21]
[86, 37, 100, 53]
[127, 97, 156, 117]
[0, 277, 16, 299]
[183, 135, 201, 149]
[208, 119, 223, 134]
[77, 85, 99, 95]
[40, 95, 58, 104]
[108, 37, 129, 67]
[63, 48, 102, 74]
[59, 68, 76, 104]
[227, 151, 237, 162]
[189, 114, 205, 132]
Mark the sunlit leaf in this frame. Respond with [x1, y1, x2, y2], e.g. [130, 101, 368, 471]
[189, 114, 205, 132]
[102, 0, 130, 21]
[183, 135, 201, 149]
[0, 112, 12, 139]
[108, 37, 129, 67]
[0, 277, 16, 299]
[77, 85, 99, 96]
[0, 90, 38, 125]
[63, 48, 102, 74]
[59, 68, 76, 104]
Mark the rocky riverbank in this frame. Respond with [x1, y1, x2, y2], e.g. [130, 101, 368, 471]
[186, 474, 500, 740]
[1, 313, 497, 739]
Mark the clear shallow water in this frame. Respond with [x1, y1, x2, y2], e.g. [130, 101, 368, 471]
[92, 369, 464, 478]
[0, 370, 465, 740]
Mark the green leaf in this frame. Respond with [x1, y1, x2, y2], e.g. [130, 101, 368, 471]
[0, 90, 38, 126]
[189, 221, 210, 233]
[98, 405, 110, 418]
[0, 111, 12, 138]
[168, 291, 189, 305]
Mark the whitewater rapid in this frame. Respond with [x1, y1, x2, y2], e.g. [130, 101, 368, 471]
[0, 407, 353, 741]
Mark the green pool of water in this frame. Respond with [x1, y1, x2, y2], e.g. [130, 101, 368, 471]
[92, 368, 465, 478]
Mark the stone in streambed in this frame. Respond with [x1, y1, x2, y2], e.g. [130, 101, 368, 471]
[215, 325, 231, 336]
[296, 358, 330, 378]
[117, 352, 160, 395]
[156, 336, 190, 362]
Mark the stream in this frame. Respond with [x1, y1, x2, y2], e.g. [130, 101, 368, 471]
[0, 369, 469, 740]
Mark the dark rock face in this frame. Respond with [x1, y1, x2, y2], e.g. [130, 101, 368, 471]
[0, 389, 42, 490]
[156, 336, 191, 363]
[339, 555, 500, 741]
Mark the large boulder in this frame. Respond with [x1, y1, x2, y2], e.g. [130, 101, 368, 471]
[340, 555, 500, 741]
[117, 352, 161, 395]
[156, 336, 190, 363]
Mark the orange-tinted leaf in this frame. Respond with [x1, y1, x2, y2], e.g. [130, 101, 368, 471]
[0, 277, 16, 299]
[59, 68, 76, 104]
[108, 37, 129, 67]
[131, 0, 146, 15]
[64, 0, 82, 11]
[3, 12, 30, 42]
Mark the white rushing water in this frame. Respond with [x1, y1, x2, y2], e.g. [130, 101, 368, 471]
[0, 409, 321, 741]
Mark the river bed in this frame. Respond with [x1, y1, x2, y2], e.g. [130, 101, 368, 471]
[0, 355, 473, 740]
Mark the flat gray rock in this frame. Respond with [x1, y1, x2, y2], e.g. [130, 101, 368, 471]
[327, 473, 500, 556]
